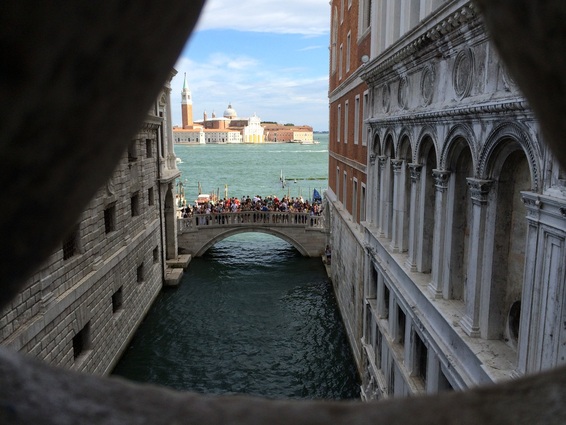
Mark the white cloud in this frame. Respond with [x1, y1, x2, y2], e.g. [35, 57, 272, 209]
[172, 55, 329, 130]
[194, 0, 330, 35]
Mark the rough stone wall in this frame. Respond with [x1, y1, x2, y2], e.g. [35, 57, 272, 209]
[326, 191, 365, 372]
[0, 119, 166, 375]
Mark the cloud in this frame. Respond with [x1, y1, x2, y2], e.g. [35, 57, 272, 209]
[194, 0, 330, 35]
[172, 54, 329, 130]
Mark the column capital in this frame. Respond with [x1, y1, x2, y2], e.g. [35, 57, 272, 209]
[408, 163, 423, 182]
[466, 178, 493, 205]
[391, 159, 404, 173]
[432, 169, 451, 192]
[369, 153, 377, 165]
[378, 155, 388, 169]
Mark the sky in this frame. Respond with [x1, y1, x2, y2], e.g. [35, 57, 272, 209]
[171, 0, 331, 131]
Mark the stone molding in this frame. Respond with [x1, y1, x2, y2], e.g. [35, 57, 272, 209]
[391, 159, 404, 173]
[398, 76, 409, 110]
[361, 3, 480, 86]
[367, 100, 529, 128]
[409, 163, 423, 182]
[433, 169, 451, 192]
[453, 48, 475, 99]
[420, 64, 436, 106]
[466, 178, 493, 205]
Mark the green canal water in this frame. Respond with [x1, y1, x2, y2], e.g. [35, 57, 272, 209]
[112, 135, 361, 399]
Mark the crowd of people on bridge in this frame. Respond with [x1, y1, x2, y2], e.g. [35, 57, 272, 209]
[179, 194, 323, 219]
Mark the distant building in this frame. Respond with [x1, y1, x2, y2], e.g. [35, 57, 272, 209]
[263, 124, 314, 143]
[172, 73, 205, 144]
[173, 74, 314, 144]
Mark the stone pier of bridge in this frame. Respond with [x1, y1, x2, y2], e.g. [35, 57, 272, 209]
[177, 211, 328, 257]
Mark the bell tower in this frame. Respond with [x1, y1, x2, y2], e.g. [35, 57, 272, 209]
[181, 72, 193, 129]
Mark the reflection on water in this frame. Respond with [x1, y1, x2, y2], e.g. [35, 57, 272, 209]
[113, 233, 360, 400]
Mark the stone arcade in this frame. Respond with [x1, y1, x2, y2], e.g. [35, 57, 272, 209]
[327, 0, 566, 400]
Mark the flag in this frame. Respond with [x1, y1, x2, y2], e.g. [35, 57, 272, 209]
[313, 188, 322, 201]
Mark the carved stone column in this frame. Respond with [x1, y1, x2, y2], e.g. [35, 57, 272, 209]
[405, 163, 423, 271]
[516, 192, 566, 375]
[377, 156, 388, 237]
[368, 154, 378, 227]
[460, 178, 493, 338]
[429, 169, 451, 298]
[390, 159, 404, 252]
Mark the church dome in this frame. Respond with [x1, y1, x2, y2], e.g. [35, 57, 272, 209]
[223, 103, 237, 118]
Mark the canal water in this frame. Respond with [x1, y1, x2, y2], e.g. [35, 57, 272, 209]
[112, 135, 361, 399]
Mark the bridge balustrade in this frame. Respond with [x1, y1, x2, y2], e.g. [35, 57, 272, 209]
[178, 211, 324, 232]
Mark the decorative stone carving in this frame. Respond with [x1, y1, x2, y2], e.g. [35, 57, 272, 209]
[370, 154, 377, 165]
[398, 77, 409, 110]
[382, 84, 391, 112]
[378, 156, 388, 170]
[453, 48, 474, 99]
[432, 169, 451, 192]
[391, 159, 404, 173]
[409, 163, 423, 182]
[466, 178, 493, 205]
[421, 65, 435, 106]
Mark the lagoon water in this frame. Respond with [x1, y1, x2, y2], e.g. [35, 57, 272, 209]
[112, 134, 361, 399]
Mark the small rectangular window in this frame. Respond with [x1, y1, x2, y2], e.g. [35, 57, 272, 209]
[131, 192, 140, 217]
[146, 139, 153, 158]
[148, 187, 155, 206]
[354, 95, 360, 145]
[346, 32, 351, 72]
[153, 246, 159, 264]
[414, 331, 428, 384]
[339, 44, 343, 80]
[63, 225, 79, 260]
[112, 286, 123, 313]
[137, 262, 144, 283]
[104, 203, 116, 234]
[383, 284, 390, 319]
[73, 322, 91, 360]
[337, 104, 341, 143]
[361, 183, 367, 222]
[344, 100, 349, 144]
[397, 305, 406, 346]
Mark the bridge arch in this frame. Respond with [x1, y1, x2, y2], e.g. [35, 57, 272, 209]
[177, 211, 327, 258]
[195, 228, 310, 257]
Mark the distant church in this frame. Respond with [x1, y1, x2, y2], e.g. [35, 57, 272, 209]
[172, 73, 313, 144]
[172, 73, 264, 144]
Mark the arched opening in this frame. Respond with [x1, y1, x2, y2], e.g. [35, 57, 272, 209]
[446, 138, 473, 301]
[398, 136, 413, 253]
[486, 144, 530, 345]
[418, 137, 437, 273]
[383, 135, 395, 239]
[371, 133, 381, 226]
[196, 229, 311, 257]
[164, 184, 177, 260]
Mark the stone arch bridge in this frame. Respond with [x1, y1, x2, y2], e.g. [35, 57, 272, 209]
[177, 211, 327, 257]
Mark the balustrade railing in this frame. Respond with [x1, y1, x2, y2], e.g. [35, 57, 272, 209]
[178, 211, 324, 232]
